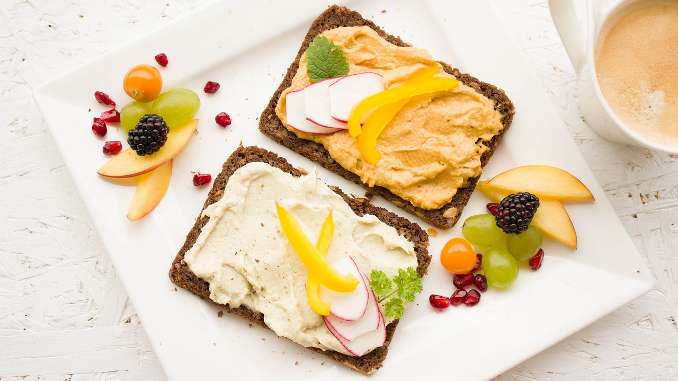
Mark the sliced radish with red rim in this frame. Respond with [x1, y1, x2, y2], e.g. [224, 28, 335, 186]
[325, 286, 380, 341]
[285, 88, 340, 134]
[304, 78, 347, 129]
[329, 72, 384, 122]
[325, 298, 386, 357]
[319, 256, 369, 321]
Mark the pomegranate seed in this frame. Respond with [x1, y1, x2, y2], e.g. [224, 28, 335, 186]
[450, 289, 467, 306]
[464, 289, 481, 306]
[473, 274, 488, 292]
[92, 118, 107, 137]
[99, 109, 120, 123]
[453, 273, 474, 289]
[215, 112, 231, 127]
[488, 203, 501, 216]
[471, 253, 483, 273]
[94, 91, 116, 107]
[203, 81, 220, 94]
[193, 173, 212, 186]
[155, 53, 168, 67]
[429, 294, 451, 310]
[103, 141, 122, 155]
[529, 248, 544, 271]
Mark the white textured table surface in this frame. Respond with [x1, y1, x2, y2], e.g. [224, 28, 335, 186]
[1, 0, 677, 380]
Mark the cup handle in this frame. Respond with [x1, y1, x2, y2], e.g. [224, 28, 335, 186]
[549, 0, 590, 72]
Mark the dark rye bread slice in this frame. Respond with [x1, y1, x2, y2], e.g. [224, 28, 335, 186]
[169, 145, 430, 375]
[259, 5, 515, 229]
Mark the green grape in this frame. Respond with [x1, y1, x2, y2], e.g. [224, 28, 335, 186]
[473, 244, 494, 256]
[462, 214, 507, 248]
[151, 88, 200, 129]
[120, 101, 152, 133]
[507, 226, 543, 261]
[484, 247, 518, 289]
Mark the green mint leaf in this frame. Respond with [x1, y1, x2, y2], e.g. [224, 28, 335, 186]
[370, 270, 393, 301]
[306, 35, 349, 82]
[393, 267, 422, 303]
[384, 298, 405, 320]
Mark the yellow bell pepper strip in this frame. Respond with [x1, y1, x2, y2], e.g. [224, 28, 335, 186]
[355, 73, 460, 163]
[305, 211, 334, 316]
[346, 66, 437, 138]
[357, 99, 410, 164]
[347, 76, 460, 137]
[276, 204, 358, 292]
[347, 67, 437, 137]
[305, 278, 329, 316]
[315, 211, 334, 255]
[406, 65, 440, 82]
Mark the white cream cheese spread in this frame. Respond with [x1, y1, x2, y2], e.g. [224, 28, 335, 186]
[183, 162, 418, 355]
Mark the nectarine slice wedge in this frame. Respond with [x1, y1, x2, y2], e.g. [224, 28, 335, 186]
[127, 160, 172, 221]
[98, 119, 197, 178]
[532, 199, 577, 249]
[477, 181, 577, 249]
[487, 165, 594, 202]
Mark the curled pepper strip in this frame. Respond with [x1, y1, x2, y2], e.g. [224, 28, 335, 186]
[348, 77, 459, 137]
[356, 68, 440, 164]
[347, 65, 450, 137]
[276, 204, 358, 292]
[353, 66, 460, 164]
[305, 211, 334, 316]
[357, 99, 410, 164]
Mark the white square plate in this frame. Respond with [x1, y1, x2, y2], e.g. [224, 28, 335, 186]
[35, 0, 653, 380]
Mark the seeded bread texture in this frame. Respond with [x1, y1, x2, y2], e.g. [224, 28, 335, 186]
[169, 145, 431, 375]
[258, 5, 515, 229]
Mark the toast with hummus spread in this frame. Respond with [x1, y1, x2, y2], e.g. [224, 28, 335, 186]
[259, 5, 515, 229]
[170, 146, 430, 374]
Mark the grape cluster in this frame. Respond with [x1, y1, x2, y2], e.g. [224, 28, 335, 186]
[121, 88, 201, 133]
[462, 210, 543, 289]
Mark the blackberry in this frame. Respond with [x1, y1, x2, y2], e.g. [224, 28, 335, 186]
[495, 192, 539, 234]
[127, 114, 169, 156]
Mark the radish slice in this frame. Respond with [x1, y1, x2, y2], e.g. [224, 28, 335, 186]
[304, 79, 348, 129]
[325, 286, 380, 341]
[285, 88, 340, 134]
[320, 257, 369, 321]
[344, 308, 386, 356]
[329, 72, 385, 122]
[324, 300, 387, 357]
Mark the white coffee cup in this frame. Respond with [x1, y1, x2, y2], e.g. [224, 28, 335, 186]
[549, 0, 678, 154]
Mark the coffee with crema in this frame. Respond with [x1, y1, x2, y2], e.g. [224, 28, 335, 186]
[595, 0, 678, 146]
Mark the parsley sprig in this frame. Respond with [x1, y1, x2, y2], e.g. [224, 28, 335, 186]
[370, 267, 422, 320]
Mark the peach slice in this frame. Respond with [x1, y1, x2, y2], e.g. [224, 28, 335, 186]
[477, 181, 577, 249]
[532, 199, 577, 249]
[97, 119, 197, 178]
[101, 176, 139, 187]
[487, 165, 594, 203]
[127, 160, 172, 221]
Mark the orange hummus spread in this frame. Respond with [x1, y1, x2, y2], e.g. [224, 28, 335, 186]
[275, 26, 504, 210]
